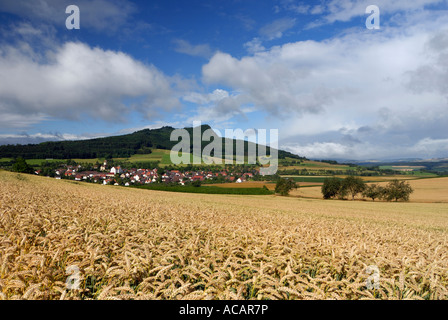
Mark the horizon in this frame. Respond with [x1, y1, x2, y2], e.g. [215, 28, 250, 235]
[1, 0, 447, 161]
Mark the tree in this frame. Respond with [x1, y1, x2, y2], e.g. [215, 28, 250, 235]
[275, 178, 297, 196]
[321, 177, 343, 199]
[12, 157, 33, 174]
[42, 167, 55, 177]
[362, 184, 384, 201]
[337, 185, 349, 200]
[343, 176, 366, 200]
[383, 179, 413, 202]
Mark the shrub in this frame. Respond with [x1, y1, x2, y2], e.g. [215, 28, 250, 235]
[12, 157, 33, 174]
[192, 180, 202, 187]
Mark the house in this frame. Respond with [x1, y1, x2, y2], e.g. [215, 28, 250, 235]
[100, 160, 108, 171]
[110, 166, 123, 175]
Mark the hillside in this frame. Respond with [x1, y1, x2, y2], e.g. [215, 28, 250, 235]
[0, 125, 305, 161]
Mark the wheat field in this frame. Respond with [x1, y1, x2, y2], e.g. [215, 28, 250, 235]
[0, 170, 447, 300]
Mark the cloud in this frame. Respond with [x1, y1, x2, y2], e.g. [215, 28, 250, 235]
[276, 0, 447, 29]
[259, 17, 296, 40]
[243, 38, 266, 54]
[0, 131, 105, 145]
[202, 48, 344, 116]
[411, 138, 448, 157]
[282, 142, 352, 159]
[204, 15, 448, 117]
[405, 30, 448, 98]
[0, 110, 49, 129]
[278, 103, 448, 160]
[184, 89, 230, 104]
[234, 14, 256, 31]
[172, 39, 213, 59]
[202, 10, 448, 159]
[183, 89, 254, 125]
[277, 2, 323, 15]
[282, 136, 448, 160]
[0, 37, 182, 127]
[0, 0, 136, 32]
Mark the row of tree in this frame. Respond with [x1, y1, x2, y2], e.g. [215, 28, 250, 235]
[321, 176, 414, 202]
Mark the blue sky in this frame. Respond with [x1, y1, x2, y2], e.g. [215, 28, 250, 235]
[0, 0, 448, 160]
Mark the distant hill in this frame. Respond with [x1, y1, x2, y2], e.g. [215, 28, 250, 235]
[0, 125, 305, 161]
[352, 159, 448, 174]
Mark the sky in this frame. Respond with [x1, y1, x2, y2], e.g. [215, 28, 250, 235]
[0, 0, 447, 160]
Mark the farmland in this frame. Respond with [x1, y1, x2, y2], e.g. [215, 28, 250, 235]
[278, 159, 354, 172]
[1, 170, 447, 300]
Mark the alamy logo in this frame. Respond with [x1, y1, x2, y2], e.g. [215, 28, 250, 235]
[170, 121, 278, 175]
[365, 265, 380, 290]
[66, 5, 80, 30]
[365, 5, 380, 30]
[65, 265, 81, 290]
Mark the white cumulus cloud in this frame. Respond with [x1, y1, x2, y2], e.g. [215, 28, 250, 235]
[0, 39, 182, 128]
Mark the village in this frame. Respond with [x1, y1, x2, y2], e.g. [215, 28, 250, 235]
[37, 160, 258, 187]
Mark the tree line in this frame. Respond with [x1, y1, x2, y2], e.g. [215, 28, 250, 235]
[321, 176, 414, 202]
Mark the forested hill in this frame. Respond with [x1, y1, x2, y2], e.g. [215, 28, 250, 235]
[0, 125, 305, 161]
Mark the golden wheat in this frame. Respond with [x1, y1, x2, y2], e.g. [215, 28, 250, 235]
[0, 170, 447, 300]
